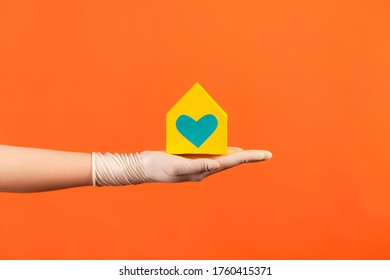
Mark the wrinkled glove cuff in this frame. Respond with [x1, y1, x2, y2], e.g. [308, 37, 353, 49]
[91, 152, 149, 186]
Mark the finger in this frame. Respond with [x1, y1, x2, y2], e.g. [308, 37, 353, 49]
[227, 147, 244, 154]
[190, 150, 271, 181]
[213, 150, 272, 171]
[175, 158, 220, 175]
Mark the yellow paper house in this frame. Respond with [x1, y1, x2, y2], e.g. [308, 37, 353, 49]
[166, 82, 228, 155]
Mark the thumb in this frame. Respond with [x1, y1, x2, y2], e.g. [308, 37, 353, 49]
[176, 158, 220, 175]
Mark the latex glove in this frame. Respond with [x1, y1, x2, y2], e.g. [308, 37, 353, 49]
[92, 147, 272, 186]
[140, 147, 272, 183]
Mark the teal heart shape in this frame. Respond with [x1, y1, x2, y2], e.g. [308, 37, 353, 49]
[176, 114, 218, 148]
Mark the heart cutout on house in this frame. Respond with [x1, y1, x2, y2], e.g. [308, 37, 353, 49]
[176, 114, 218, 148]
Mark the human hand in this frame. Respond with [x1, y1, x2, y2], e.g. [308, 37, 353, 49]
[139, 147, 272, 183]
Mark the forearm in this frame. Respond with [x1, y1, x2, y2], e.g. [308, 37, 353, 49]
[0, 145, 92, 192]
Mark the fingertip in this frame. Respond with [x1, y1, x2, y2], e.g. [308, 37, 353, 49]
[251, 150, 272, 161]
[264, 151, 272, 160]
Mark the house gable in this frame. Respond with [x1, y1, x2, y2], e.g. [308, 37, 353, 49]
[167, 82, 227, 119]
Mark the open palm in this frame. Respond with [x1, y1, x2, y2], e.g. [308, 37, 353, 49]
[139, 147, 272, 183]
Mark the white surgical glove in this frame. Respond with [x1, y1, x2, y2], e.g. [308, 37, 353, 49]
[92, 147, 272, 186]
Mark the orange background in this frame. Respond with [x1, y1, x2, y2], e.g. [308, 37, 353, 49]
[1, 0, 390, 259]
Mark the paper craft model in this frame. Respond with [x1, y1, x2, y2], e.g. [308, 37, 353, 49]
[166, 82, 228, 155]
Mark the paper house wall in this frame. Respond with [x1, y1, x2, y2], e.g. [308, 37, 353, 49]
[166, 82, 228, 155]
